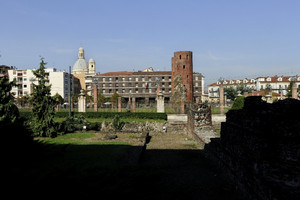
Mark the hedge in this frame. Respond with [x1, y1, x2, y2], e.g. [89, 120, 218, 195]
[20, 111, 167, 120]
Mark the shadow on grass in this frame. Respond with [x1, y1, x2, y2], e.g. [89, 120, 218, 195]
[4, 143, 243, 200]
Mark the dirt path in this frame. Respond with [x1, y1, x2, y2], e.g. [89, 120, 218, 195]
[137, 132, 243, 200]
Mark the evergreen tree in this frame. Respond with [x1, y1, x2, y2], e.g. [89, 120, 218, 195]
[0, 76, 19, 124]
[30, 59, 57, 137]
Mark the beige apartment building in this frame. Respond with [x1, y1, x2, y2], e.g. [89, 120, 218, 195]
[94, 67, 204, 104]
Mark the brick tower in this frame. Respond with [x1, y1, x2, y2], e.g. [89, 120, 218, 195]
[171, 51, 193, 102]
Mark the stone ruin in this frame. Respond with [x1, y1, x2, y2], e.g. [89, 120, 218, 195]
[204, 96, 300, 200]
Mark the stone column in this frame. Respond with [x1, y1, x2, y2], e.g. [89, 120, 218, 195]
[292, 83, 297, 99]
[78, 90, 86, 113]
[132, 97, 136, 112]
[180, 99, 185, 114]
[93, 86, 98, 112]
[118, 97, 122, 112]
[157, 91, 165, 113]
[219, 85, 224, 115]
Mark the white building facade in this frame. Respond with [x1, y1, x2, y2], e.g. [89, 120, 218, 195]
[8, 68, 74, 100]
[208, 75, 300, 99]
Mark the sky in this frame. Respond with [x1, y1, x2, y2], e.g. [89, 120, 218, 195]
[1, 0, 300, 87]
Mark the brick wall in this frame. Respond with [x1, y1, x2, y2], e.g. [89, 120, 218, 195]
[205, 96, 300, 200]
[171, 51, 193, 102]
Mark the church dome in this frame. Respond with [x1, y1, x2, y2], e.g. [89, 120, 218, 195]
[73, 58, 88, 73]
[72, 47, 89, 73]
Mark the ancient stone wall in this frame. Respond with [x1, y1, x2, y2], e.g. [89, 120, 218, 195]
[205, 96, 300, 200]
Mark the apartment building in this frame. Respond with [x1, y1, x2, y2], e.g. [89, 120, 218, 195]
[8, 68, 74, 100]
[208, 75, 300, 100]
[94, 68, 204, 104]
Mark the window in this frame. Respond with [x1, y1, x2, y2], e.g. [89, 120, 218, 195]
[122, 83, 125, 87]
[122, 89, 125, 93]
[109, 89, 112, 93]
[142, 88, 145, 93]
[115, 83, 119, 87]
[129, 77, 132, 81]
[148, 77, 152, 81]
[142, 77, 145, 81]
[102, 89, 105, 93]
[195, 82, 198, 86]
[135, 83, 138, 87]
[109, 77, 112, 82]
[149, 88, 152, 93]
[187, 55, 189, 60]
[129, 89, 132, 93]
[135, 77, 139, 81]
[103, 84, 105, 87]
[135, 89, 138, 93]
[116, 77, 118, 82]
[122, 77, 125, 81]
[183, 65, 185, 69]
[102, 78, 105, 82]
[179, 55, 181, 59]
[128, 83, 132, 87]
[24, 84, 27, 88]
[195, 76, 198, 81]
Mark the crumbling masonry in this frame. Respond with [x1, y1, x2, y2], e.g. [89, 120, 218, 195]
[204, 96, 300, 200]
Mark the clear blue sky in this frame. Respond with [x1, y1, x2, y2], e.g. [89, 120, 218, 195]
[1, 0, 300, 87]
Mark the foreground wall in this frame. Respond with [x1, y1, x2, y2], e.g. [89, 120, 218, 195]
[205, 97, 300, 200]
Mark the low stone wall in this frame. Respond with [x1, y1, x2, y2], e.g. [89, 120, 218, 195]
[204, 97, 300, 200]
[101, 121, 186, 134]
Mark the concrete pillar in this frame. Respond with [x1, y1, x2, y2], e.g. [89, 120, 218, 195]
[118, 97, 122, 112]
[71, 99, 74, 112]
[78, 90, 86, 113]
[157, 92, 165, 113]
[219, 85, 224, 115]
[132, 97, 136, 112]
[93, 86, 98, 112]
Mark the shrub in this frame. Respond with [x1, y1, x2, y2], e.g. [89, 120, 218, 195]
[231, 96, 245, 110]
[112, 115, 125, 131]
[59, 115, 101, 134]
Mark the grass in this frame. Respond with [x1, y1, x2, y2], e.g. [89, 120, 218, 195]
[211, 106, 231, 114]
[36, 132, 130, 145]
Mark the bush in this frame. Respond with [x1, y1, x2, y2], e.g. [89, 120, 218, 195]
[59, 115, 101, 134]
[112, 115, 125, 131]
[231, 96, 245, 110]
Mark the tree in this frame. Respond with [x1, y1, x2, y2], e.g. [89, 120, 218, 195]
[231, 96, 245, 110]
[224, 87, 237, 101]
[97, 91, 106, 107]
[0, 76, 19, 124]
[110, 92, 120, 108]
[53, 93, 64, 105]
[29, 59, 57, 137]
